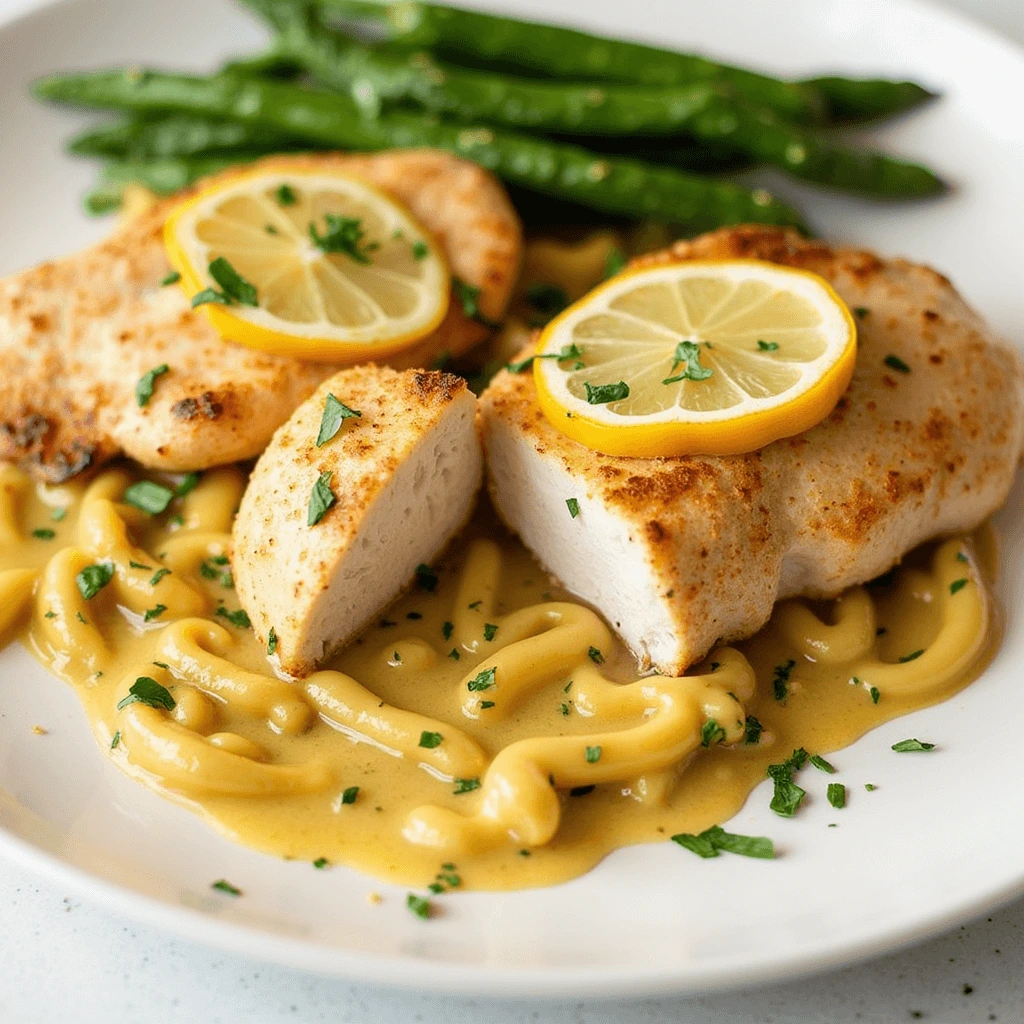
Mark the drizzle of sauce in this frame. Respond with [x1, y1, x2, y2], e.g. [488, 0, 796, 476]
[0, 462, 998, 890]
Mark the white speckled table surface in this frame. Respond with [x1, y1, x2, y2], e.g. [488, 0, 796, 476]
[1, 1, 1022, 1021]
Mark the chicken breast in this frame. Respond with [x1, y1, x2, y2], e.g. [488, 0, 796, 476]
[479, 225, 1024, 675]
[0, 151, 520, 482]
[234, 365, 482, 676]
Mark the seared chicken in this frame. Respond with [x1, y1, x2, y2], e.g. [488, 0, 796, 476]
[0, 151, 521, 482]
[233, 365, 481, 676]
[479, 225, 1024, 675]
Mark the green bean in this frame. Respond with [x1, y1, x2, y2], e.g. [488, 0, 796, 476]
[806, 76, 937, 122]
[257, 7, 942, 198]
[82, 155, 245, 214]
[69, 114, 301, 160]
[32, 69, 807, 232]
[250, 0, 722, 136]
[320, 0, 824, 124]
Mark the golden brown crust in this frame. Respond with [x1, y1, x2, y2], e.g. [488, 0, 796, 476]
[480, 225, 1024, 671]
[0, 150, 522, 481]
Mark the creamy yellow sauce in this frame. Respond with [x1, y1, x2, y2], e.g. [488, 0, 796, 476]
[0, 462, 998, 891]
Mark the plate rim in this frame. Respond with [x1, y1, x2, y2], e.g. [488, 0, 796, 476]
[2, 0, 1024, 999]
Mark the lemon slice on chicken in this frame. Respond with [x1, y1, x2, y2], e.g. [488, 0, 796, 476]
[532, 259, 857, 457]
[164, 168, 450, 362]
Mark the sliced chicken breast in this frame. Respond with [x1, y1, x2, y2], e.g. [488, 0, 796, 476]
[234, 365, 482, 676]
[479, 225, 1024, 675]
[0, 150, 520, 481]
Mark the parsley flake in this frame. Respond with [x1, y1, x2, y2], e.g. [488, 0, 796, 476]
[452, 277, 499, 329]
[767, 748, 808, 817]
[892, 738, 935, 752]
[316, 393, 361, 447]
[899, 649, 924, 663]
[949, 578, 968, 595]
[744, 716, 763, 745]
[467, 667, 496, 691]
[483, 623, 498, 641]
[411, 240, 429, 260]
[309, 215, 378, 264]
[672, 825, 774, 860]
[406, 893, 431, 919]
[415, 563, 438, 592]
[757, 340, 780, 351]
[827, 782, 846, 809]
[110, 730, 120, 749]
[566, 497, 580, 519]
[135, 364, 169, 407]
[772, 658, 796, 702]
[211, 879, 242, 896]
[276, 183, 297, 205]
[453, 777, 480, 794]
[341, 786, 359, 804]
[884, 354, 911, 374]
[604, 247, 626, 279]
[76, 562, 113, 600]
[584, 380, 629, 404]
[662, 340, 713, 384]
[585, 745, 602, 763]
[123, 480, 175, 515]
[216, 606, 251, 629]
[419, 731, 443, 749]
[307, 470, 336, 526]
[150, 567, 171, 586]
[175, 472, 201, 497]
[809, 754, 835, 774]
[117, 676, 175, 712]
[32, 528, 55, 540]
[587, 646, 604, 664]
[143, 604, 166, 622]
[313, 857, 329, 869]
[869, 686, 881, 704]
[192, 257, 258, 308]
[160, 271, 181, 286]
[700, 719, 726, 748]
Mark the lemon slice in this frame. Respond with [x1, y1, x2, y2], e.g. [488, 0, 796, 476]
[164, 168, 450, 362]
[533, 259, 857, 457]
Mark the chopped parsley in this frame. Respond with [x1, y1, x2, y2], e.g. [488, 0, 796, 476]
[76, 562, 114, 601]
[117, 676, 175, 712]
[211, 879, 242, 896]
[175, 472, 201, 497]
[340, 786, 359, 804]
[452, 277, 500, 329]
[453, 777, 480, 794]
[865, 783, 877, 792]
[468, 600, 482, 610]
[756, 340, 780, 351]
[110, 730, 121, 749]
[956, 551, 969, 563]
[160, 271, 181, 286]
[44, 611, 56, 619]
[853, 306, 870, 319]
[415, 563, 438, 592]
[585, 745, 602, 763]
[559, 701, 571, 717]
[276, 183, 297, 205]
[135, 363, 169, 407]
[216, 606, 251, 629]
[566, 497, 580, 519]
[467, 667, 496, 691]
[50, 507, 67, 522]
[449, 648, 460, 660]
[587, 646, 604, 664]
[192, 257, 258, 308]
[827, 782, 846, 809]
[949, 578, 968, 595]
[671, 825, 774, 860]
[483, 623, 498, 642]
[315, 393, 361, 447]
[313, 857, 329, 869]
[480, 700, 494, 709]
[899, 649, 924, 663]
[884, 354, 911, 374]
[123, 480, 175, 515]
[662, 340, 713, 384]
[150, 567, 171, 586]
[892, 738, 935, 752]
[411, 240, 429, 260]
[309, 214, 379, 264]
[869, 686, 881, 704]
[143, 604, 166, 622]
[809, 754, 835, 774]
[406, 893, 431, 919]
[584, 380, 629, 404]
[307, 470, 336, 526]
[772, 658, 796, 702]
[743, 715, 763, 745]
[442, 620, 453, 640]
[32, 528, 55, 540]
[700, 719, 726, 748]
[419, 731, 443, 749]
[767, 748, 808, 817]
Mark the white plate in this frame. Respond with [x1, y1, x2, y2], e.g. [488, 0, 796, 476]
[1, 0, 1023, 1000]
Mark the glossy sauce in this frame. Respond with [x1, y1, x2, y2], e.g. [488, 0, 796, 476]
[0, 462, 998, 890]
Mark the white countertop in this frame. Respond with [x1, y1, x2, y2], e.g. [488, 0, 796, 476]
[1, 1, 1021, 1021]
